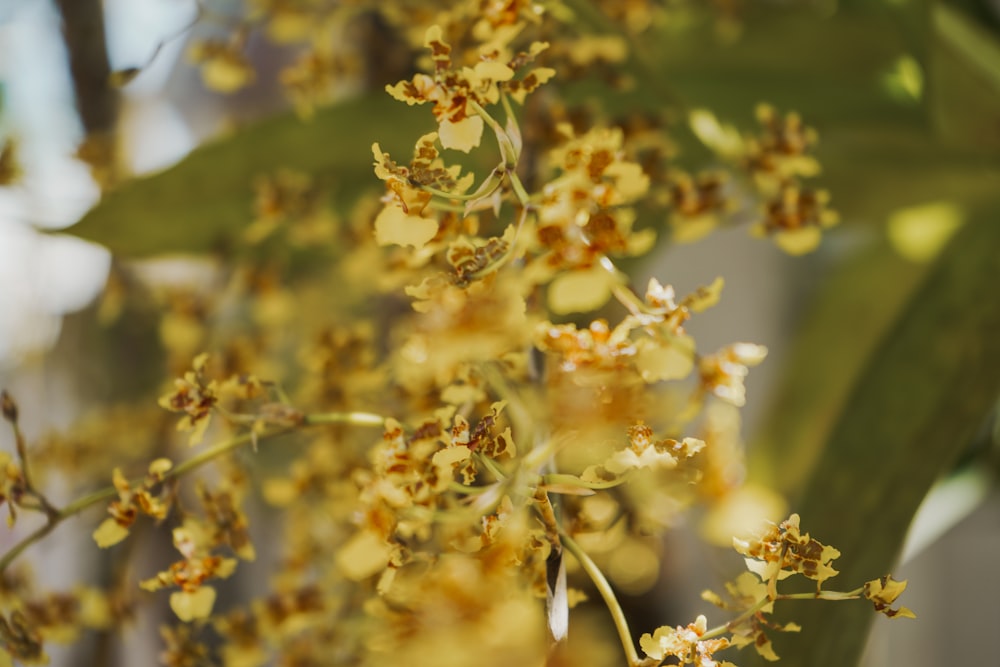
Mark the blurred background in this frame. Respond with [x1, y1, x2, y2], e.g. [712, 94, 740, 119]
[1, 0, 998, 665]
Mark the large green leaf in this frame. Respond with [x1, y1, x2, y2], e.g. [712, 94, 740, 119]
[747, 214, 1000, 666]
[64, 94, 408, 257]
[747, 238, 927, 497]
[631, 5, 1000, 223]
[930, 1, 1000, 149]
[687, 6, 1000, 661]
[66, 5, 1000, 258]
[739, 0, 1000, 496]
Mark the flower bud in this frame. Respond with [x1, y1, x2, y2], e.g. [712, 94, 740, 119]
[1, 390, 17, 423]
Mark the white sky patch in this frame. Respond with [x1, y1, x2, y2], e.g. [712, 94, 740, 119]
[33, 233, 111, 314]
[14, 157, 101, 230]
[120, 99, 195, 175]
[104, 0, 195, 95]
[0, 2, 110, 364]
[1, 0, 203, 366]
[0, 0, 82, 162]
[0, 222, 56, 361]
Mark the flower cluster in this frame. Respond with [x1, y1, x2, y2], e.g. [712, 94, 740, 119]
[640, 614, 735, 667]
[681, 104, 838, 253]
[158, 353, 271, 445]
[0, 453, 27, 528]
[386, 25, 554, 152]
[743, 106, 839, 253]
[580, 421, 705, 484]
[693, 514, 913, 663]
[140, 522, 240, 622]
[864, 575, 916, 619]
[157, 353, 222, 445]
[0, 4, 914, 667]
[734, 513, 841, 592]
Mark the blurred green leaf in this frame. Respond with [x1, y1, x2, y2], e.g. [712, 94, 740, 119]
[751, 214, 1000, 666]
[626, 5, 1000, 223]
[748, 237, 926, 497]
[935, 1, 1000, 89]
[64, 94, 407, 257]
[745, 0, 1000, 537]
[67, 5, 1000, 259]
[930, 1, 1000, 149]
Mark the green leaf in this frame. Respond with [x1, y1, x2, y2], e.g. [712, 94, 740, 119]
[621, 5, 1000, 223]
[63, 94, 408, 257]
[753, 215, 1000, 666]
[748, 237, 926, 498]
[930, 1, 1000, 149]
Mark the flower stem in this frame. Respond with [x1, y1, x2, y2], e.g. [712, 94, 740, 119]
[508, 172, 531, 208]
[448, 481, 493, 495]
[541, 473, 626, 490]
[0, 410, 385, 574]
[420, 183, 488, 202]
[560, 531, 643, 667]
[0, 517, 60, 575]
[470, 100, 518, 166]
[476, 452, 508, 482]
[778, 587, 864, 602]
[303, 411, 386, 427]
[699, 586, 867, 641]
[427, 199, 469, 213]
[701, 595, 772, 641]
[2, 391, 59, 519]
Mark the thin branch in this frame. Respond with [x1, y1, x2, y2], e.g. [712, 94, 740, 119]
[54, 0, 118, 135]
[560, 531, 643, 667]
[2, 391, 58, 519]
[0, 410, 386, 574]
[0, 519, 60, 576]
[541, 472, 627, 491]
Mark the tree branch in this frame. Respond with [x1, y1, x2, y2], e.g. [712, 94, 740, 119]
[54, 0, 118, 135]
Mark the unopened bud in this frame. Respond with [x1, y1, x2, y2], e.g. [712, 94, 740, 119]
[1, 390, 17, 423]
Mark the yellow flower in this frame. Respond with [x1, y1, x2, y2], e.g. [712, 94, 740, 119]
[158, 353, 219, 446]
[187, 40, 255, 93]
[734, 514, 841, 592]
[752, 184, 838, 255]
[385, 26, 552, 152]
[864, 575, 916, 619]
[699, 343, 768, 406]
[640, 615, 732, 665]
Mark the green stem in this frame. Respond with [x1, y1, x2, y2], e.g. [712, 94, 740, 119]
[11, 422, 33, 491]
[448, 481, 493, 495]
[701, 595, 772, 641]
[470, 100, 518, 166]
[699, 586, 866, 641]
[0, 519, 60, 575]
[541, 472, 627, 490]
[463, 205, 530, 283]
[0, 410, 385, 574]
[500, 91, 519, 147]
[162, 429, 265, 481]
[6, 406, 60, 520]
[560, 532, 642, 667]
[778, 587, 864, 602]
[427, 199, 470, 213]
[602, 255, 648, 318]
[304, 411, 386, 427]
[57, 486, 118, 520]
[476, 452, 508, 482]
[508, 172, 531, 208]
[456, 167, 506, 213]
[420, 183, 488, 202]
